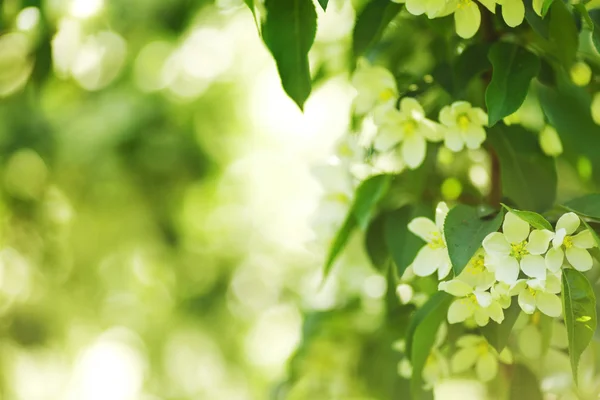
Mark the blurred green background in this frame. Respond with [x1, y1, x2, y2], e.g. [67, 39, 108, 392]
[0, 0, 370, 398]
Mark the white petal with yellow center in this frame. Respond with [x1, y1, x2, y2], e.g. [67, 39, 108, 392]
[408, 217, 438, 243]
[503, 212, 530, 244]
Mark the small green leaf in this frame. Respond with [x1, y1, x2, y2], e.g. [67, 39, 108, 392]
[509, 364, 544, 400]
[406, 292, 452, 394]
[524, 0, 550, 37]
[323, 212, 356, 278]
[262, 0, 317, 110]
[317, 0, 328, 11]
[365, 213, 390, 270]
[540, 0, 554, 17]
[563, 194, 600, 220]
[488, 124, 557, 213]
[501, 204, 553, 231]
[485, 42, 540, 127]
[353, 174, 392, 230]
[352, 0, 402, 58]
[562, 268, 597, 385]
[548, 0, 579, 69]
[444, 205, 504, 275]
[385, 206, 428, 278]
[480, 300, 521, 352]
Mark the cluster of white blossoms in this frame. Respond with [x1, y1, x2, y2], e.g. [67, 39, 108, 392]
[408, 204, 597, 325]
[352, 62, 489, 171]
[391, 0, 532, 39]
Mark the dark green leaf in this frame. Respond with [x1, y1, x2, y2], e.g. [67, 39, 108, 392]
[262, 0, 317, 110]
[444, 205, 504, 275]
[365, 213, 390, 270]
[501, 204, 553, 231]
[548, 0, 579, 68]
[485, 42, 540, 127]
[563, 194, 600, 220]
[385, 206, 428, 278]
[488, 124, 557, 212]
[562, 268, 597, 385]
[317, 0, 328, 11]
[589, 10, 600, 53]
[480, 300, 521, 352]
[453, 43, 491, 95]
[524, 0, 550, 37]
[323, 212, 356, 278]
[352, 0, 402, 58]
[409, 292, 452, 396]
[353, 174, 392, 229]
[509, 364, 543, 400]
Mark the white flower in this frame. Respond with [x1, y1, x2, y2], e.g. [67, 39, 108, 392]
[450, 0, 496, 39]
[490, 281, 512, 309]
[422, 348, 450, 388]
[455, 250, 496, 290]
[510, 274, 562, 317]
[374, 97, 443, 169]
[439, 101, 488, 152]
[483, 212, 552, 283]
[441, 279, 504, 326]
[351, 60, 397, 115]
[451, 335, 512, 382]
[408, 202, 452, 279]
[547, 212, 596, 272]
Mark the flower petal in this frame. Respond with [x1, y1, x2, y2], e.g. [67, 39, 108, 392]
[454, 2, 481, 39]
[572, 230, 596, 249]
[444, 128, 465, 152]
[439, 105, 456, 127]
[474, 308, 490, 326]
[545, 273, 562, 294]
[411, 246, 442, 277]
[420, 119, 444, 142]
[503, 212, 530, 244]
[509, 279, 528, 296]
[435, 201, 449, 231]
[463, 125, 486, 150]
[448, 298, 474, 324]
[476, 352, 498, 382]
[565, 247, 593, 271]
[408, 217, 438, 242]
[451, 347, 478, 373]
[400, 97, 425, 119]
[439, 279, 473, 297]
[518, 323, 542, 359]
[518, 288, 536, 314]
[526, 229, 554, 255]
[487, 302, 505, 324]
[474, 290, 492, 308]
[494, 255, 520, 284]
[501, 0, 525, 27]
[402, 133, 426, 169]
[545, 247, 564, 273]
[456, 334, 483, 347]
[552, 228, 567, 249]
[556, 212, 580, 235]
[536, 292, 562, 317]
[520, 254, 547, 280]
[437, 259, 452, 280]
[482, 232, 511, 255]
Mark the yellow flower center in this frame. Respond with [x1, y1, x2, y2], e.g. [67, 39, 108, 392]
[469, 255, 485, 273]
[510, 241, 529, 261]
[476, 342, 489, 355]
[403, 119, 418, 136]
[528, 287, 537, 297]
[531, 311, 541, 325]
[379, 88, 395, 102]
[428, 231, 445, 249]
[564, 236, 573, 249]
[325, 192, 350, 204]
[457, 113, 470, 130]
[457, 0, 472, 9]
[338, 142, 354, 157]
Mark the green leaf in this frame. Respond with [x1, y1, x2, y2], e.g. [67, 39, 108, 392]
[352, 0, 402, 58]
[317, 0, 328, 11]
[385, 206, 428, 278]
[524, 0, 550, 38]
[323, 212, 357, 278]
[407, 292, 452, 394]
[353, 174, 392, 230]
[548, 0, 578, 69]
[444, 205, 504, 275]
[563, 194, 600, 220]
[509, 364, 543, 400]
[480, 300, 522, 352]
[323, 175, 391, 278]
[262, 0, 317, 110]
[453, 43, 491, 96]
[488, 124, 557, 213]
[485, 42, 540, 127]
[589, 10, 600, 53]
[562, 268, 597, 385]
[365, 213, 390, 270]
[540, 0, 554, 17]
[501, 204, 553, 231]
